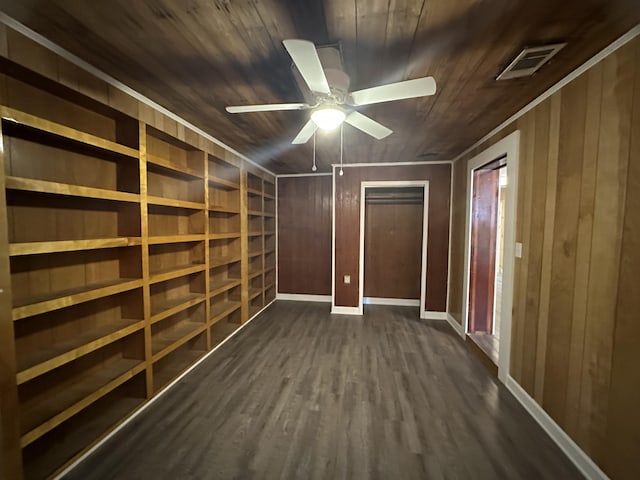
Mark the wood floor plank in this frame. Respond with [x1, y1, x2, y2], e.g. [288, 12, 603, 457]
[64, 301, 582, 480]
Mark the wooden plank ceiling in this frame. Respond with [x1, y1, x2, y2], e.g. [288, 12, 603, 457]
[0, 0, 639, 174]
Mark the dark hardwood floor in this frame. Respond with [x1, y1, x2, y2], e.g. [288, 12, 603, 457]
[64, 301, 582, 480]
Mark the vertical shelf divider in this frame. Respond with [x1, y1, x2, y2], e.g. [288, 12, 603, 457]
[0, 116, 24, 480]
[139, 122, 153, 398]
[261, 176, 266, 307]
[202, 150, 212, 349]
[240, 168, 249, 323]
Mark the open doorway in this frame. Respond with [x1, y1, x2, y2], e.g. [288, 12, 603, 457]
[467, 161, 507, 366]
[358, 181, 429, 316]
[462, 130, 519, 382]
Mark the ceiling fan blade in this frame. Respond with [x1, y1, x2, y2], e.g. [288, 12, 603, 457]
[292, 120, 318, 144]
[283, 39, 331, 95]
[226, 103, 309, 113]
[349, 76, 436, 106]
[345, 112, 392, 139]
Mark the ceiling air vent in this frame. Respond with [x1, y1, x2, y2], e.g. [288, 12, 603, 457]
[497, 43, 566, 80]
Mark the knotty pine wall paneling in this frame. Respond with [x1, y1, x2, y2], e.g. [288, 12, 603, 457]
[277, 175, 332, 295]
[334, 164, 451, 310]
[447, 35, 640, 479]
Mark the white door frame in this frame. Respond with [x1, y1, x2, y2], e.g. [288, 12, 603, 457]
[461, 131, 520, 383]
[358, 180, 430, 317]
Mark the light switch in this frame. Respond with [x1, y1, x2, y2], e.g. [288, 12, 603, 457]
[344, 275, 351, 284]
[515, 242, 523, 258]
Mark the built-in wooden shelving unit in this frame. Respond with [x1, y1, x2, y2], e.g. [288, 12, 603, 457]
[0, 55, 276, 480]
[246, 172, 277, 318]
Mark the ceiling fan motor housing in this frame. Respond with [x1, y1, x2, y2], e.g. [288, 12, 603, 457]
[316, 46, 351, 101]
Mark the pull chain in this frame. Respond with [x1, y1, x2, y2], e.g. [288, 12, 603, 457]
[312, 130, 317, 171]
[339, 123, 344, 176]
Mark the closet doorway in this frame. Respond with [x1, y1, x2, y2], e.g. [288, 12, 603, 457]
[358, 181, 429, 316]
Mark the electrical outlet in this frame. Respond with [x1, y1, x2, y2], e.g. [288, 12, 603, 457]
[344, 275, 351, 284]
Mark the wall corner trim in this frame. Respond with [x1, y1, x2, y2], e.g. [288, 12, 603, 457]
[446, 313, 466, 338]
[276, 293, 332, 302]
[505, 376, 609, 480]
[330, 306, 362, 315]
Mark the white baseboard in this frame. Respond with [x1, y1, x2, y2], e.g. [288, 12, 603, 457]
[364, 297, 420, 307]
[446, 313, 466, 338]
[505, 376, 608, 480]
[331, 306, 362, 315]
[421, 311, 448, 320]
[276, 293, 332, 302]
[53, 301, 272, 480]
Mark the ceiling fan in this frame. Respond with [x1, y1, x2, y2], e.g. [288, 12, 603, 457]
[225, 39, 437, 144]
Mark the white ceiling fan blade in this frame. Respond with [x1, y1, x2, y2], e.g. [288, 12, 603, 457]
[292, 120, 318, 144]
[226, 103, 309, 113]
[283, 39, 331, 95]
[345, 112, 392, 139]
[349, 76, 436, 106]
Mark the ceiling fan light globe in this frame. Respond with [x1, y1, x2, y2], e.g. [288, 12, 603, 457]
[311, 107, 346, 131]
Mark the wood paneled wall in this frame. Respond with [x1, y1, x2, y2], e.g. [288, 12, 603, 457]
[448, 35, 640, 479]
[334, 164, 451, 310]
[277, 175, 332, 295]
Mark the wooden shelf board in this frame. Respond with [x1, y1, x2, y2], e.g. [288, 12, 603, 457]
[16, 320, 145, 385]
[247, 231, 263, 237]
[208, 175, 239, 189]
[148, 234, 206, 245]
[208, 205, 240, 214]
[152, 322, 206, 358]
[264, 266, 276, 274]
[264, 230, 276, 235]
[12, 278, 143, 321]
[1, 106, 138, 159]
[150, 293, 206, 323]
[10, 237, 142, 256]
[246, 187, 262, 196]
[249, 270, 263, 280]
[263, 192, 275, 200]
[249, 288, 263, 301]
[146, 153, 204, 179]
[263, 212, 275, 218]
[147, 196, 205, 211]
[24, 396, 142, 480]
[20, 359, 145, 448]
[248, 250, 263, 259]
[247, 210, 263, 217]
[210, 278, 241, 297]
[209, 255, 241, 268]
[209, 301, 241, 324]
[264, 282, 276, 291]
[264, 247, 276, 254]
[208, 232, 241, 240]
[5, 176, 140, 204]
[153, 348, 205, 393]
[149, 264, 206, 285]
